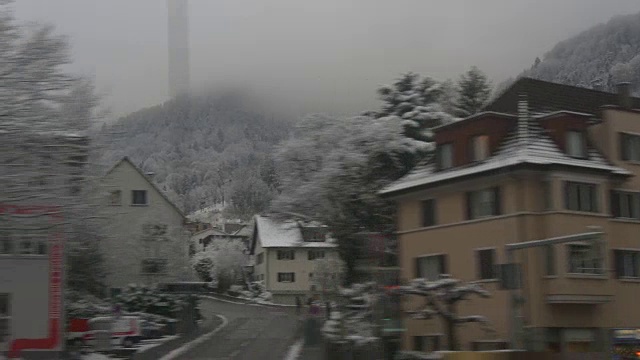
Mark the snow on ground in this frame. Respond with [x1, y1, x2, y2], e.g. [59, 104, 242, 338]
[81, 354, 112, 360]
[135, 335, 180, 352]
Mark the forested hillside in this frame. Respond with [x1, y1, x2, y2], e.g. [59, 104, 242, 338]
[516, 11, 640, 94]
[98, 91, 291, 216]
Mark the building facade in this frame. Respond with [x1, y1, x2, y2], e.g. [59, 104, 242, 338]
[381, 79, 640, 355]
[99, 157, 192, 295]
[250, 215, 342, 305]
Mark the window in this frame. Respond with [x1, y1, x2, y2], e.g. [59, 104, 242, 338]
[544, 245, 556, 276]
[566, 131, 586, 158]
[614, 250, 640, 278]
[277, 250, 295, 260]
[466, 187, 500, 219]
[476, 249, 496, 280]
[131, 190, 148, 206]
[277, 272, 295, 282]
[472, 341, 508, 351]
[141, 258, 168, 274]
[421, 199, 436, 227]
[309, 272, 313, 279]
[469, 135, 489, 161]
[16, 233, 47, 256]
[0, 232, 12, 255]
[564, 182, 598, 213]
[567, 244, 603, 274]
[610, 191, 640, 219]
[436, 143, 453, 170]
[414, 335, 441, 352]
[620, 133, 640, 161]
[0, 294, 9, 345]
[109, 190, 122, 206]
[256, 252, 264, 265]
[415, 254, 447, 281]
[308, 250, 325, 260]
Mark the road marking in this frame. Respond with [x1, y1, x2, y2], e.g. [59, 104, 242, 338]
[283, 338, 304, 360]
[158, 314, 229, 360]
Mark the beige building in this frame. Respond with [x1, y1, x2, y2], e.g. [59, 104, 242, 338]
[381, 78, 640, 355]
[250, 215, 341, 305]
[99, 157, 192, 296]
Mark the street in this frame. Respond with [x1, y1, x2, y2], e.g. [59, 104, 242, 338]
[173, 298, 300, 360]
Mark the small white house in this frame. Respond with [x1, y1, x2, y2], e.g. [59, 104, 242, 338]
[99, 157, 193, 296]
[249, 215, 342, 305]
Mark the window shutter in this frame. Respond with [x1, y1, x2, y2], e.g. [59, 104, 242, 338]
[610, 191, 620, 218]
[614, 250, 624, 278]
[493, 187, 502, 215]
[415, 257, 422, 278]
[620, 133, 629, 161]
[439, 254, 448, 275]
[466, 192, 473, 219]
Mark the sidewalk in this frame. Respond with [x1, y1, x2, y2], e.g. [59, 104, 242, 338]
[297, 341, 325, 360]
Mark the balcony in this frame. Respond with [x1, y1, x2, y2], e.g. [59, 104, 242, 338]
[544, 275, 613, 304]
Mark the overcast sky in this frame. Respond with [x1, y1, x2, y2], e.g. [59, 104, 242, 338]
[11, 0, 640, 118]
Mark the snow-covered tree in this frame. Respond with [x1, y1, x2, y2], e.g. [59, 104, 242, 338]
[311, 257, 345, 297]
[0, 1, 105, 297]
[190, 239, 247, 291]
[372, 73, 455, 143]
[394, 275, 495, 351]
[456, 66, 492, 117]
[322, 282, 379, 347]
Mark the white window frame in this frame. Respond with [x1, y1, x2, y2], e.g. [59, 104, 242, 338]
[416, 253, 446, 282]
[468, 187, 499, 219]
[611, 189, 640, 220]
[470, 135, 489, 162]
[566, 130, 586, 158]
[564, 181, 598, 213]
[567, 242, 603, 275]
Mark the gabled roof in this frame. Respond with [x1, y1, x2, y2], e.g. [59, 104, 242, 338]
[190, 227, 232, 242]
[380, 114, 630, 197]
[104, 157, 185, 219]
[250, 215, 337, 254]
[485, 77, 640, 115]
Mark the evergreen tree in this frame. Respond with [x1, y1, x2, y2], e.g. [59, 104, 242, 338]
[456, 66, 492, 117]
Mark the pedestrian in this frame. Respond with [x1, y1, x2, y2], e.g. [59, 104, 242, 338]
[325, 300, 331, 319]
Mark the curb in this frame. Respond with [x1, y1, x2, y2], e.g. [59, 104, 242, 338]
[156, 314, 228, 360]
[201, 294, 297, 308]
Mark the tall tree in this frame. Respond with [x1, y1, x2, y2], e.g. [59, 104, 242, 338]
[456, 66, 492, 117]
[0, 1, 105, 297]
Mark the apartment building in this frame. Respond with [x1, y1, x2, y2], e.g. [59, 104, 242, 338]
[99, 157, 192, 295]
[250, 215, 341, 305]
[380, 78, 640, 355]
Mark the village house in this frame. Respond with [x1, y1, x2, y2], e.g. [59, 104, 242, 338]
[99, 157, 193, 296]
[250, 215, 341, 305]
[381, 78, 640, 355]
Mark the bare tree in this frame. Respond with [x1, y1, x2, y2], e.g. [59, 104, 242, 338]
[395, 275, 494, 351]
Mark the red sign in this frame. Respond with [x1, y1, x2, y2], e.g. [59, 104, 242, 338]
[2, 204, 64, 358]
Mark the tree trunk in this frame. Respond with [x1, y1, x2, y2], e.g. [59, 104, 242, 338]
[446, 303, 458, 351]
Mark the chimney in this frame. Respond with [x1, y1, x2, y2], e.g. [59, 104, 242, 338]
[617, 82, 632, 109]
[517, 93, 529, 147]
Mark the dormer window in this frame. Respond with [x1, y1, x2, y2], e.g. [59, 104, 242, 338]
[436, 143, 453, 170]
[566, 131, 586, 158]
[469, 135, 489, 162]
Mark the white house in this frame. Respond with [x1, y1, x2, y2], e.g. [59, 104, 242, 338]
[250, 215, 342, 305]
[99, 157, 192, 296]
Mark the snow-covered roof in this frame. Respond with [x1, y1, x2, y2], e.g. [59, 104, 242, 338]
[190, 228, 234, 242]
[252, 215, 338, 250]
[381, 115, 630, 196]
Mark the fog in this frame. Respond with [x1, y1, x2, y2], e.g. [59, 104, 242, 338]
[12, 0, 640, 118]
